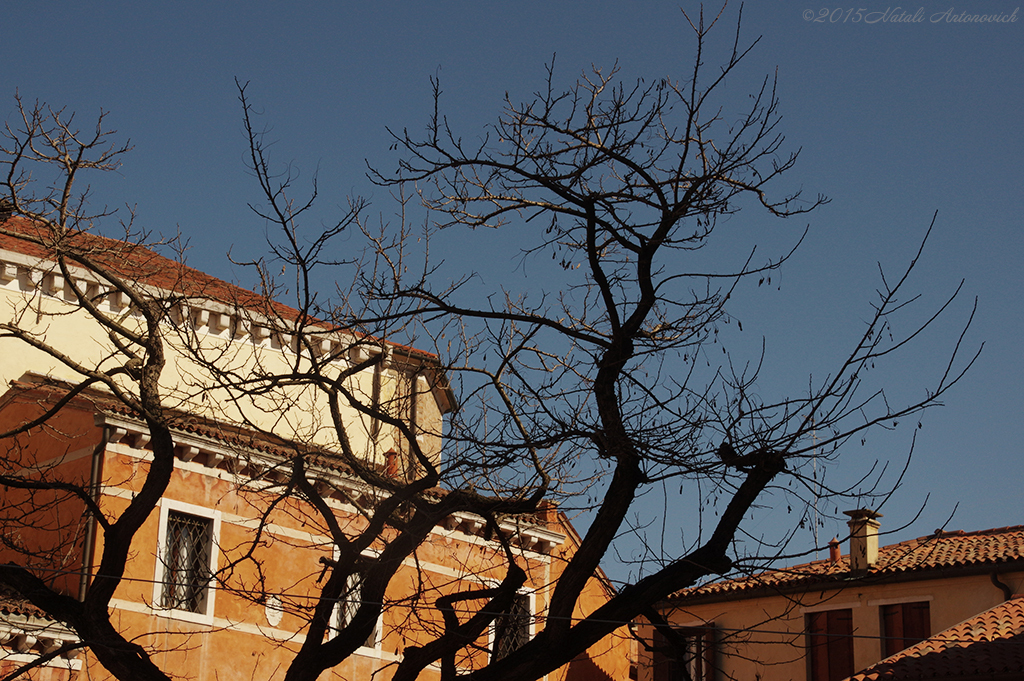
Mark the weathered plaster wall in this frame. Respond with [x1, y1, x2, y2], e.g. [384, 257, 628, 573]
[647, 570, 1024, 681]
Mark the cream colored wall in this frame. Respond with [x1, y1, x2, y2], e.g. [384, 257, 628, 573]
[0, 250, 445, 468]
[648, 570, 1024, 681]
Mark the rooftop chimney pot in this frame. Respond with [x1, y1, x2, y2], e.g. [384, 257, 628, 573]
[844, 509, 882, 573]
[828, 537, 841, 564]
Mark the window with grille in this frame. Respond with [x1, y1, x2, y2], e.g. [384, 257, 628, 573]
[881, 601, 930, 657]
[807, 609, 855, 681]
[161, 511, 213, 613]
[651, 625, 717, 681]
[492, 592, 532, 661]
[330, 573, 380, 649]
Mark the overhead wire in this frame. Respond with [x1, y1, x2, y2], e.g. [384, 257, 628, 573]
[3, 564, 1017, 647]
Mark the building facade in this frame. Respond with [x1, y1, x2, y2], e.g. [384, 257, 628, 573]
[0, 217, 632, 681]
[847, 595, 1024, 681]
[645, 511, 1024, 681]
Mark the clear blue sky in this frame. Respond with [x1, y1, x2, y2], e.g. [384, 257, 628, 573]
[4, 2, 1021, 577]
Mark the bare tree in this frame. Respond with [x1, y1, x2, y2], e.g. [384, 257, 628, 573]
[0, 9, 976, 681]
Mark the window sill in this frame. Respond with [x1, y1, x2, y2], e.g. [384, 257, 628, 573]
[152, 606, 216, 627]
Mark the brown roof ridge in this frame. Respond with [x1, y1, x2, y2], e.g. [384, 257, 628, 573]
[884, 524, 1024, 546]
[952, 524, 1024, 536]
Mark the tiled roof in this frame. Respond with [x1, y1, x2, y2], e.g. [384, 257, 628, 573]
[669, 525, 1024, 602]
[0, 216, 439, 363]
[846, 596, 1024, 681]
[0, 590, 58, 623]
[0, 216, 299, 323]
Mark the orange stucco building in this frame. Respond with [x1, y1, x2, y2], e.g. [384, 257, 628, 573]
[0, 217, 633, 681]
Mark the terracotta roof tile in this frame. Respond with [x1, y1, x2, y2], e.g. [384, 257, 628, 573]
[845, 596, 1024, 681]
[0, 217, 440, 363]
[0, 591, 58, 623]
[670, 526, 1024, 602]
[0, 216, 299, 323]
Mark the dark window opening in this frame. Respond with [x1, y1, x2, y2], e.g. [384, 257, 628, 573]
[652, 625, 717, 681]
[881, 601, 930, 657]
[330, 573, 379, 648]
[807, 609, 854, 681]
[492, 593, 531, 661]
[161, 511, 212, 613]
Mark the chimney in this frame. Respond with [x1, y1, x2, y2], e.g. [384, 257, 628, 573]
[844, 509, 882, 573]
[828, 537, 841, 564]
[385, 450, 399, 478]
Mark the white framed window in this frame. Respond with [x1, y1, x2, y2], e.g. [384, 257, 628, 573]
[651, 624, 717, 681]
[491, 590, 535, 661]
[327, 546, 383, 652]
[153, 499, 221, 624]
[329, 571, 382, 651]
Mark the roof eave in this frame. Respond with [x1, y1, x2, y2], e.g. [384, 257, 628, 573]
[664, 558, 1024, 608]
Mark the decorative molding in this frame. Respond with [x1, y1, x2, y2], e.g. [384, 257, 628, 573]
[95, 411, 564, 555]
[0, 617, 83, 668]
[0, 255, 369, 368]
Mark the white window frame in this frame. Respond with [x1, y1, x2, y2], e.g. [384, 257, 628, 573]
[328, 550, 383, 653]
[489, 589, 536, 662]
[152, 499, 221, 625]
[650, 622, 717, 681]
